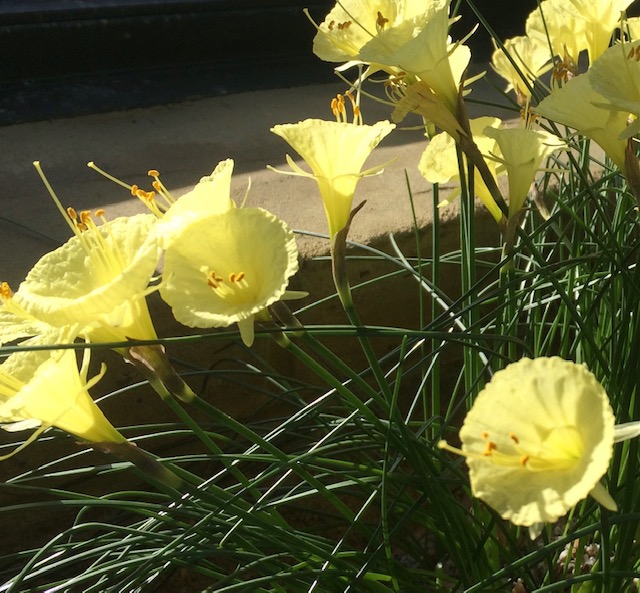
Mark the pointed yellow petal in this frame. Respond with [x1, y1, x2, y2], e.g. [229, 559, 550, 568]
[535, 73, 629, 172]
[0, 332, 125, 448]
[159, 159, 236, 244]
[589, 482, 618, 511]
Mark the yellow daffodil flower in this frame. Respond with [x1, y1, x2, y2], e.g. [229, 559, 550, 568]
[5, 164, 162, 346]
[439, 357, 616, 531]
[491, 36, 553, 104]
[419, 116, 505, 223]
[0, 331, 125, 459]
[588, 40, 640, 140]
[482, 126, 566, 218]
[160, 208, 304, 347]
[525, 0, 587, 72]
[309, 0, 470, 111]
[270, 117, 395, 238]
[12, 211, 160, 345]
[534, 73, 629, 172]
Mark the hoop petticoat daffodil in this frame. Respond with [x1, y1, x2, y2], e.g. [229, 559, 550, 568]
[0, 330, 125, 459]
[438, 357, 622, 535]
[309, 0, 470, 105]
[482, 126, 566, 219]
[419, 116, 505, 223]
[270, 118, 395, 239]
[12, 212, 160, 345]
[160, 208, 304, 347]
[534, 73, 629, 172]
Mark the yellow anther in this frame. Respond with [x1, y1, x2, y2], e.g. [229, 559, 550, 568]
[147, 169, 160, 177]
[520, 455, 529, 466]
[235, 271, 245, 282]
[67, 207, 78, 220]
[80, 210, 92, 225]
[131, 184, 139, 197]
[152, 180, 162, 192]
[1, 281, 13, 299]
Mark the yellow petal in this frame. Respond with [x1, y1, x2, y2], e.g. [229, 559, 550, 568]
[534, 73, 629, 172]
[358, 0, 467, 110]
[159, 159, 236, 245]
[588, 40, 640, 123]
[491, 35, 553, 98]
[419, 117, 504, 222]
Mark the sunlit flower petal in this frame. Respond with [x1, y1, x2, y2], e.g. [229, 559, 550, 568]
[534, 73, 629, 171]
[0, 331, 125, 458]
[439, 357, 615, 527]
[565, 0, 634, 62]
[90, 159, 236, 245]
[155, 159, 236, 243]
[419, 117, 504, 223]
[483, 126, 566, 218]
[160, 208, 301, 347]
[588, 40, 640, 139]
[270, 118, 394, 238]
[13, 213, 160, 344]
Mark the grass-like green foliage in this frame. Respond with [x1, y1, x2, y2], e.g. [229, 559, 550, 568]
[1, 1, 640, 592]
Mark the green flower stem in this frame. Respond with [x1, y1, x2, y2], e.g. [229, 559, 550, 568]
[183, 384, 368, 538]
[124, 345, 265, 501]
[330, 208, 394, 406]
[457, 146, 483, 398]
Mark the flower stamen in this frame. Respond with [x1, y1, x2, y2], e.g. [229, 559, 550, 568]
[205, 269, 251, 301]
[376, 11, 389, 33]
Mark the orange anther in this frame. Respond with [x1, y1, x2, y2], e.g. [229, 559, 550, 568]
[483, 441, 497, 456]
[67, 207, 78, 220]
[147, 169, 160, 177]
[509, 433, 520, 445]
[0, 281, 13, 299]
[95, 208, 106, 217]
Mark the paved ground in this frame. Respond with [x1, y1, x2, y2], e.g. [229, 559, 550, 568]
[1, 66, 513, 288]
